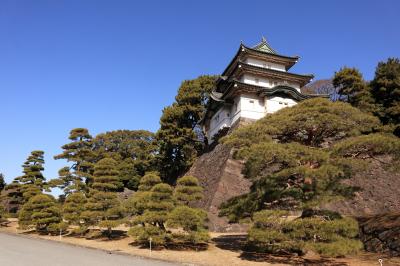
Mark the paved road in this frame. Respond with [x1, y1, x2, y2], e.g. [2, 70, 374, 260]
[0, 232, 179, 266]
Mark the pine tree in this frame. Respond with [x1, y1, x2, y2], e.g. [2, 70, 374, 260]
[0, 173, 5, 192]
[332, 67, 377, 113]
[16, 151, 47, 203]
[62, 192, 87, 234]
[247, 210, 362, 256]
[81, 158, 123, 237]
[18, 193, 61, 232]
[156, 75, 216, 182]
[125, 172, 162, 219]
[168, 176, 209, 245]
[2, 180, 23, 214]
[218, 98, 392, 256]
[370, 58, 400, 136]
[138, 172, 162, 192]
[54, 128, 95, 194]
[174, 176, 203, 205]
[93, 130, 157, 189]
[128, 183, 175, 246]
[167, 206, 209, 245]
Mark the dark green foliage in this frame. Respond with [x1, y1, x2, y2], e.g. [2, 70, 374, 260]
[129, 183, 175, 246]
[332, 133, 400, 160]
[93, 130, 157, 190]
[223, 98, 380, 148]
[156, 75, 217, 182]
[138, 172, 162, 192]
[218, 99, 398, 256]
[91, 158, 122, 192]
[0, 173, 5, 192]
[62, 192, 87, 227]
[18, 193, 61, 232]
[333, 67, 376, 113]
[174, 176, 203, 205]
[370, 58, 400, 134]
[54, 128, 95, 192]
[15, 151, 47, 203]
[2, 181, 23, 213]
[167, 206, 209, 244]
[247, 210, 362, 257]
[81, 158, 124, 236]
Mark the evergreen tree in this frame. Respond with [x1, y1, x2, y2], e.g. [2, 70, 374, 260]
[370, 58, 400, 135]
[2, 180, 23, 214]
[332, 67, 376, 113]
[62, 192, 87, 233]
[93, 130, 157, 187]
[247, 210, 362, 256]
[138, 172, 162, 192]
[129, 183, 175, 246]
[18, 193, 61, 232]
[218, 98, 393, 256]
[124, 172, 162, 223]
[81, 158, 123, 237]
[174, 176, 203, 205]
[167, 206, 209, 245]
[16, 151, 46, 202]
[156, 75, 216, 182]
[54, 128, 95, 193]
[223, 98, 380, 148]
[0, 173, 5, 192]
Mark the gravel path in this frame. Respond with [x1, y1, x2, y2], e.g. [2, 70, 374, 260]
[0, 232, 179, 266]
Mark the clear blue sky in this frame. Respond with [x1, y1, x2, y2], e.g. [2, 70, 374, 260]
[1, 0, 399, 184]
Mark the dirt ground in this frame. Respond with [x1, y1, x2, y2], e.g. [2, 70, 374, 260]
[1, 219, 399, 266]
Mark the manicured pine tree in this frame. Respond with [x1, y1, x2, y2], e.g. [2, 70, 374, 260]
[62, 192, 87, 234]
[168, 175, 209, 245]
[81, 158, 123, 237]
[16, 151, 46, 203]
[370, 58, 400, 136]
[18, 193, 61, 232]
[54, 128, 95, 194]
[174, 175, 203, 205]
[0, 173, 5, 192]
[2, 180, 24, 214]
[128, 182, 175, 246]
[125, 172, 162, 219]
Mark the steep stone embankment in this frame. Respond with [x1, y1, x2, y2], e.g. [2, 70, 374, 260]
[359, 213, 400, 256]
[322, 157, 400, 216]
[189, 146, 400, 232]
[187, 144, 251, 232]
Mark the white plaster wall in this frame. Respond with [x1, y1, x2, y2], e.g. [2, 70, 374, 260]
[266, 96, 297, 114]
[242, 74, 270, 88]
[208, 106, 232, 141]
[246, 57, 285, 72]
[239, 94, 266, 120]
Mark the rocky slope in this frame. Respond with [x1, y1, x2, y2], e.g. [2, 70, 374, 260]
[186, 144, 251, 232]
[188, 145, 400, 232]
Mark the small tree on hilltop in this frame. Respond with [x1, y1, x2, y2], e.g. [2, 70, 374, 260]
[18, 193, 61, 232]
[174, 176, 203, 205]
[81, 158, 124, 237]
